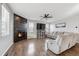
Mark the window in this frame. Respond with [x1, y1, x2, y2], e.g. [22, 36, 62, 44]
[2, 5, 10, 36]
[50, 24, 54, 33]
[29, 22, 34, 32]
[46, 24, 50, 33]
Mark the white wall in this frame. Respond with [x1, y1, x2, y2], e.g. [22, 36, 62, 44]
[0, 3, 13, 56]
[52, 13, 79, 33]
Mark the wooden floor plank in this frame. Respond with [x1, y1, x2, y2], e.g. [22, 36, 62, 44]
[6, 39, 79, 56]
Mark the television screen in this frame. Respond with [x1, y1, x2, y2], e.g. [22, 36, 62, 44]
[37, 23, 45, 30]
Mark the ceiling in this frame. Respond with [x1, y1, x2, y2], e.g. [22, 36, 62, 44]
[8, 3, 79, 23]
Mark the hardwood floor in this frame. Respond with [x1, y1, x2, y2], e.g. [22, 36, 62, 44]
[6, 39, 79, 56]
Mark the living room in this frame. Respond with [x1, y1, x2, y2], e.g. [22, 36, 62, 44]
[0, 3, 79, 56]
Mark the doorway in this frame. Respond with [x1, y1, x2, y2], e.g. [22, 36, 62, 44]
[37, 23, 45, 39]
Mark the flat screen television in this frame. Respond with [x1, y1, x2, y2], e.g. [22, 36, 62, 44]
[37, 23, 45, 30]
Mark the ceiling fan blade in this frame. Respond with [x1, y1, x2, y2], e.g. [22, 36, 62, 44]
[40, 17, 44, 20]
[46, 14, 49, 17]
[44, 14, 47, 17]
[48, 16, 53, 18]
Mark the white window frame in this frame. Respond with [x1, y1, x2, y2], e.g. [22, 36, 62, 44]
[2, 5, 10, 36]
[50, 24, 54, 33]
[46, 24, 50, 33]
[29, 22, 34, 33]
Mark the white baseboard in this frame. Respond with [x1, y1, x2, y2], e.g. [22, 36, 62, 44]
[1, 42, 13, 56]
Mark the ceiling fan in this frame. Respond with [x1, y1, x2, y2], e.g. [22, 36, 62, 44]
[40, 13, 53, 20]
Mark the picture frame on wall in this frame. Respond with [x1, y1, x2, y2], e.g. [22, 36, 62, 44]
[55, 22, 66, 28]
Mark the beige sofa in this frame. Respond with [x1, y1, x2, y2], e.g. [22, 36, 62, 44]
[47, 32, 77, 54]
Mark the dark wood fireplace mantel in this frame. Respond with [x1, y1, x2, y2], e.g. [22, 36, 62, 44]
[14, 14, 27, 43]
